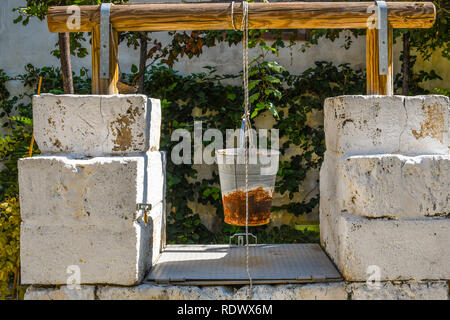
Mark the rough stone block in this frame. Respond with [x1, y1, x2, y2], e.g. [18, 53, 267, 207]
[24, 285, 96, 300]
[320, 211, 450, 281]
[320, 152, 450, 219]
[33, 94, 161, 156]
[25, 281, 449, 300]
[97, 284, 234, 300]
[341, 154, 450, 218]
[234, 283, 347, 300]
[319, 152, 346, 264]
[19, 152, 165, 285]
[347, 281, 449, 300]
[324, 95, 449, 156]
[96, 283, 347, 300]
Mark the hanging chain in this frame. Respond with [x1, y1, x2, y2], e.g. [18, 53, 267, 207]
[232, 0, 253, 299]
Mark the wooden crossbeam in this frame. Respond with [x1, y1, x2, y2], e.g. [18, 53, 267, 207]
[47, 2, 435, 32]
[46, 2, 436, 95]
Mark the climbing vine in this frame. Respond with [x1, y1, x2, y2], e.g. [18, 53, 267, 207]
[0, 196, 23, 300]
[0, 0, 448, 298]
[0, 66, 90, 299]
[140, 61, 365, 244]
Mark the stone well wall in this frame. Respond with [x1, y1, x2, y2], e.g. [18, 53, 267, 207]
[20, 94, 166, 286]
[21, 94, 449, 300]
[24, 281, 449, 300]
[320, 95, 449, 282]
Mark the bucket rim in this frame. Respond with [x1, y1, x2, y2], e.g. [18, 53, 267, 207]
[216, 148, 280, 156]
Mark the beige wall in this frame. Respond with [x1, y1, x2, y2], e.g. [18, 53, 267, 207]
[413, 49, 450, 91]
[0, 0, 404, 92]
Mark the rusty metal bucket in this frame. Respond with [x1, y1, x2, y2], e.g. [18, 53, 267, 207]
[216, 148, 279, 226]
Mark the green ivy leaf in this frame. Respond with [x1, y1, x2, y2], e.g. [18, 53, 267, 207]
[267, 102, 279, 119]
[226, 92, 236, 101]
[248, 80, 260, 92]
[264, 75, 281, 84]
[249, 93, 260, 104]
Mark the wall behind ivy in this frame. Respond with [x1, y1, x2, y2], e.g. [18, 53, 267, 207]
[0, 0, 405, 94]
[1, 0, 448, 242]
[0, 0, 395, 231]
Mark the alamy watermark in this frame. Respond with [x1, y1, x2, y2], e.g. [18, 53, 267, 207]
[366, 265, 381, 290]
[66, 5, 81, 30]
[171, 121, 279, 169]
[66, 265, 81, 290]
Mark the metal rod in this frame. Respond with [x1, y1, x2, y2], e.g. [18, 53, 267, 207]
[376, 1, 388, 75]
[100, 3, 112, 79]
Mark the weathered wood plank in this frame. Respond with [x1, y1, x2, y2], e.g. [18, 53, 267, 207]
[91, 25, 119, 95]
[47, 2, 435, 33]
[366, 26, 393, 95]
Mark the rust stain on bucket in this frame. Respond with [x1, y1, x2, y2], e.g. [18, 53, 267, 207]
[222, 187, 272, 226]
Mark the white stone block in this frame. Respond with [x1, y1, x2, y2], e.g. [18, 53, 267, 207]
[324, 95, 449, 156]
[319, 152, 345, 264]
[24, 285, 96, 300]
[234, 283, 347, 300]
[96, 283, 347, 300]
[33, 94, 161, 156]
[25, 281, 449, 300]
[341, 154, 450, 218]
[97, 284, 234, 300]
[320, 152, 450, 219]
[19, 152, 165, 285]
[348, 281, 449, 300]
[320, 211, 450, 281]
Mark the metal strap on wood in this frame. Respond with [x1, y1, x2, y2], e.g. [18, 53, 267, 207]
[100, 3, 112, 79]
[376, 1, 388, 75]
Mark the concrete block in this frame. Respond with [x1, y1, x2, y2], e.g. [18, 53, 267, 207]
[341, 154, 450, 218]
[33, 94, 161, 156]
[347, 281, 449, 300]
[234, 283, 347, 300]
[320, 152, 449, 219]
[24, 285, 96, 300]
[319, 152, 345, 264]
[97, 284, 234, 300]
[324, 95, 449, 156]
[26, 281, 449, 300]
[320, 211, 450, 281]
[97, 283, 346, 300]
[19, 152, 166, 285]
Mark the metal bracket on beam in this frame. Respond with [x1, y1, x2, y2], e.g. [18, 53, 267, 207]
[100, 3, 112, 79]
[376, 1, 388, 75]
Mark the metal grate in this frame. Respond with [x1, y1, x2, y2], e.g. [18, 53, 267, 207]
[146, 244, 342, 285]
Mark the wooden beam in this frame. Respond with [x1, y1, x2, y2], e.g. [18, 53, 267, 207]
[91, 24, 119, 94]
[366, 26, 393, 95]
[47, 2, 435, 33]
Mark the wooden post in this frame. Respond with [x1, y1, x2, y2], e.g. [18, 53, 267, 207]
[91, 24, 119, 95]
[366, 26, 393, 95]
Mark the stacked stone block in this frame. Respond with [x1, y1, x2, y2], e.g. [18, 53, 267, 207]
[320, 95, 449, 281]
[19, 94, 165, 285]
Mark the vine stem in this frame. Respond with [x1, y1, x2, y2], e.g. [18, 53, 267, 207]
[11, 261, 19, 300]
